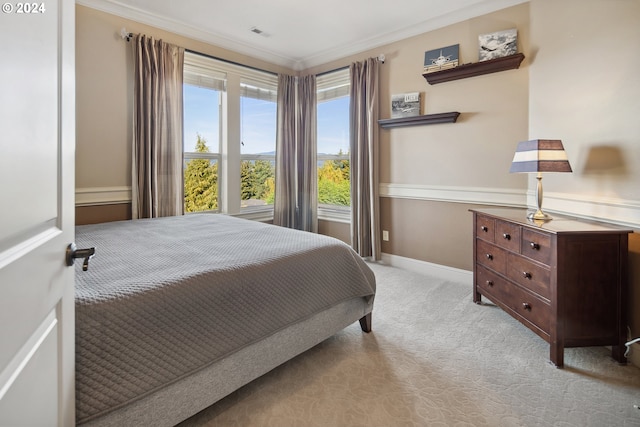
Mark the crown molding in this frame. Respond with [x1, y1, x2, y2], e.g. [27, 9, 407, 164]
[299, 0, 529, 69]
[77, 0, 528, 71]
[76, 0, 300, 70]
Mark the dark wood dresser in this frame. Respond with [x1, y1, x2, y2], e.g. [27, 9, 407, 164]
[470, 208, 632, 367]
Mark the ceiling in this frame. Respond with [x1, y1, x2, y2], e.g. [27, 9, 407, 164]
[78, 0, 527, 70]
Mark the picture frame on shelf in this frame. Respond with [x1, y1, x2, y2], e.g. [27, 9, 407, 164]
[423, 44, 459, 74]
[478, 28, 517, 61]
[391, 92, 421, 118]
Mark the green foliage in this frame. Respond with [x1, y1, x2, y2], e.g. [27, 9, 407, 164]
[317, 156, 350, 206]
[184, 134, 218, 212]
[241, 160, 275, 204]
[183, 135, 350, 211]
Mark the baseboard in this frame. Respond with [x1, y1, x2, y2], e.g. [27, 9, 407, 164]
[380, 253, 473, 285]
[76, 186, 131, 206]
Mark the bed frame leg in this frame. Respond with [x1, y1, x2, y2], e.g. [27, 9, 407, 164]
[359, 313, 372, 333]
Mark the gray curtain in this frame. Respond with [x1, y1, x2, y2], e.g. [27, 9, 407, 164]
[274, 74, 318, 232]
[132, 35, 184, 219]
[349, 58, 381, 260]
[274, 74, 297, 228]
[296, 75, 317, 232]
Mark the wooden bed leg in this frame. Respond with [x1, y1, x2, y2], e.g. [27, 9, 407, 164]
[359, 313, 372, 333]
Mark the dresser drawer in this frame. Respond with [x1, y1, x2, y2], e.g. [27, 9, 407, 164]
[521, 228, 552, 265]
[476, 265, 551, 335]
[475, 215, 495, 243]
[476, 263, 508, 295]
[476, 239, 507, 275]
[494, 219, 520, 252]
[507, 253, 550, 300]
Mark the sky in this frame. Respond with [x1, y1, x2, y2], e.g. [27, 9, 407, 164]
[183, 84, 349, 155]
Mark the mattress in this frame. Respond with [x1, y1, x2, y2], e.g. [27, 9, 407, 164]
[74, 214, 376, 424]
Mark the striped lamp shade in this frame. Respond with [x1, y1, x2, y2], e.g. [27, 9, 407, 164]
[509, 139, 572, 173]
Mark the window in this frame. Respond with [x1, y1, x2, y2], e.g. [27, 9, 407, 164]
[317, 69, 351, 221]
[240, 80, 277, 209]
[183, 67, 224, 213]
[183, 52, 278, 217]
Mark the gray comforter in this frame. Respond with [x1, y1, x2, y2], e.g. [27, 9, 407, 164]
[74, 214, 375, 424]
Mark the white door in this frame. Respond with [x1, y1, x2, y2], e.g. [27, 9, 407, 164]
[0, 0, 76, 426]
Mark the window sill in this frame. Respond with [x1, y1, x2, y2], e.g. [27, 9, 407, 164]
[234, 206, 274, 222]
[318, 206, 351, 224]
[231, 206, 351, 224]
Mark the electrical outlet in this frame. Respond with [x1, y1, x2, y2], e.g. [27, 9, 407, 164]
[382, 230, 389, 241]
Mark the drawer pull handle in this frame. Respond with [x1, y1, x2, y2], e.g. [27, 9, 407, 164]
[530, 242, 540, 250]
[486, 280, 494, 287]
[486, 254, 493, 260]
[522, 302, 532, 311]
[503, 233, 511, 240]
[523, 272, 532, 279]
[481, 226, 488, 232]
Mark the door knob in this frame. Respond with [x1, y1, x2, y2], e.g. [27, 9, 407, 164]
[66, 243, 95, 271]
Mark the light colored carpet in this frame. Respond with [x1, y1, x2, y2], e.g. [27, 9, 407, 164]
[179, 263, 640, 427]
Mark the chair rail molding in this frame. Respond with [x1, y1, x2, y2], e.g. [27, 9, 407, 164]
[534, 191, 640, 229]
[76, 186, 132, 206]
[379, 183, 640, 229]
[379, 183, 526, 207]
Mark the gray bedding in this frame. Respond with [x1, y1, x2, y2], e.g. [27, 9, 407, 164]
[74, 214, 375, 425]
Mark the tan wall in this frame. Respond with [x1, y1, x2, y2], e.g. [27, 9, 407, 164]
[380, 199, 480, 271]
[318, 220, 350, 245]
[76, 203, 131, 225]
[529, 0, 640, 203]
[528, 0, 640, 365]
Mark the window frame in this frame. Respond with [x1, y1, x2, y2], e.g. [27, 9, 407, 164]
[239, 79, 277, 214]
[316, 68, 351, 223]
[183, 51, 277, 221]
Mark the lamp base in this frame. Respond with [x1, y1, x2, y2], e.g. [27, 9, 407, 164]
[527, 209, 552, 221]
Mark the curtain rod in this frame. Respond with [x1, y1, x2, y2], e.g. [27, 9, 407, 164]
[316, 54, 385, 77]
[120, 27, 278, 77]
[316, 65, 349, 77]
[185, 49, 278, 77]
[120, 27, 384, 78]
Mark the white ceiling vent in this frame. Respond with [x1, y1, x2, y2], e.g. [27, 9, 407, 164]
[250, 27, 270, 37]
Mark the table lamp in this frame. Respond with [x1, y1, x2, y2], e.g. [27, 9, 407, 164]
[509, 139, 572, 221]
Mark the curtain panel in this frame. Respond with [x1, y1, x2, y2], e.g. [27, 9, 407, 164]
[349, 58, 381, 260]
[274, 74, 297, 228]
[274, 74, 318, 232]
[296, 75, 318, 233]
[132, 35, 185, 219]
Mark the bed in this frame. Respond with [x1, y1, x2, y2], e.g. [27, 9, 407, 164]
[73, 214, 376, 426]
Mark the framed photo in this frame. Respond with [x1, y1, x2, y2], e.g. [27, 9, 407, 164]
[423, 44, 459, 73]
[391, 92, 421, 118]
[478, 28, 517, 61]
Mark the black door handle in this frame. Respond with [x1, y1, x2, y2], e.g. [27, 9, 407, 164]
[66, 243, 95, 271]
